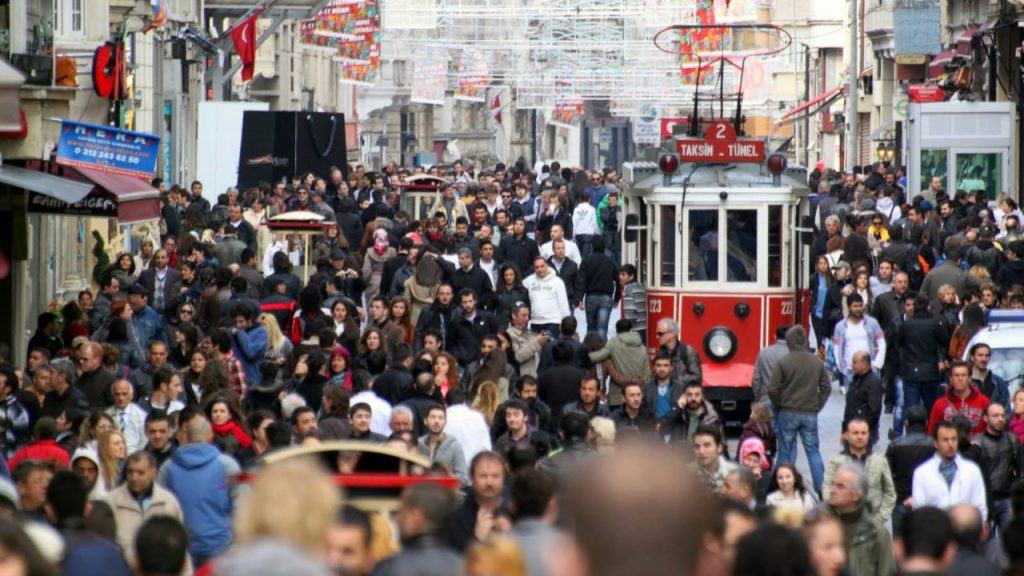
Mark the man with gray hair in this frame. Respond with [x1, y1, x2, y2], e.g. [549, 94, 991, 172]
[654, 318, 702, 387]
[158, 413, 240, 568]
[827, 461, 896, 576]
[450, 247, 494, 311]
[42, 357, 88, 419]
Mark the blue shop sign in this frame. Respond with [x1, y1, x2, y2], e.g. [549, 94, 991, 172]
[56, 120, 160, 179]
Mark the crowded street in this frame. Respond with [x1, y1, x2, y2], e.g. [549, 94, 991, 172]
[1, 1, 1024, 576]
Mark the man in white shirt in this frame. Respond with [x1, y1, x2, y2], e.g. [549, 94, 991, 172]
[522, 256, 571, 339]
[107, 379, 148, 454]
[442, 388, 492, 464]
[911, 419, 987, 519]
[572, 197, 601, 258]
[349, 378, 392, 437]
[539, 224, 581, 264]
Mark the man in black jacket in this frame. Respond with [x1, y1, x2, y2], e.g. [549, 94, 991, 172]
[971, 403, 1023, 544]
[491, 376, 554, 440]
[547, 239, 579, 311]
[885, 405, 935, 534]
[537, 342, 587, 429]
[896, 294, 950, 429]
[499, 218, 540, 276]
[373, 483, 461, 576]
[414, 284, 456, 350]
[450, 249, 494, 311]
[448, 290, 498, 368]
[843, 351, 884, 449]
[575, 236, 618, 338]
[872, 271, 909, 412]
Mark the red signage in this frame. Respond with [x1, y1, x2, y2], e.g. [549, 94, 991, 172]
[660, 117, 689, 141]
[674, 121, 765, 163]
[644, 293, 676, 354]
[908, 84, 945, 103]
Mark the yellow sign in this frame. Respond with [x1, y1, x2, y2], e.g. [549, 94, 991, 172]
[895, 54, 927, 65]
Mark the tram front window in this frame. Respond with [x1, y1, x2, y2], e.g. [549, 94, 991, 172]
[726, 210, 757, 282]
[689, 209, 719, 281]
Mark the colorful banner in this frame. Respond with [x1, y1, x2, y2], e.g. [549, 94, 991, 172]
[300, 0, 381, 86]
[679, 0, 731, 87]
[412, 47, 448, 105]
[56, 120, 160, 179]
[551, 95, 584, 128]
[456, 50, 490, 102]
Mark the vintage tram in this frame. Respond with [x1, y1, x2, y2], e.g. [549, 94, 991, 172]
[621, 122, 810, 426]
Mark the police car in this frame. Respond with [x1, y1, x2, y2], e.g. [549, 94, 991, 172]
[962, 310, 1024, 397]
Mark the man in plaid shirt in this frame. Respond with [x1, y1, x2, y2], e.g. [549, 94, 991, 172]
[210, 330, 248, 399]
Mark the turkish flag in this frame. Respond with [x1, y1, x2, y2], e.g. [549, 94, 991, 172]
[230, 9, 263, 82]
[490, 95, 502, 125]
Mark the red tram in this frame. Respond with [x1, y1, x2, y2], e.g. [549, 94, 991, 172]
[621, 123, 810, 426]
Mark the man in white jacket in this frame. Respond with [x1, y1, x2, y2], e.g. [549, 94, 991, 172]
[523, 256, 571, 339]
[911, 419, 987, 520]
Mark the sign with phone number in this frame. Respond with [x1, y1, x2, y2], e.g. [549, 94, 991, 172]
[56, 120, 160, 179]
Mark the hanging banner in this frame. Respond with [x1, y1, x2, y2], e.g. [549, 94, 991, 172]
[455, 50, 490, 102]
[679, 0, 730, 87]
[550, 95, 584, 128]
[56, 120, 160, 179]
[412, 47, 448, 105]
[299, 0, 381, 86]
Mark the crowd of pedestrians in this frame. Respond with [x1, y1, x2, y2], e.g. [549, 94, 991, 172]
[0, 158, 1021, 576]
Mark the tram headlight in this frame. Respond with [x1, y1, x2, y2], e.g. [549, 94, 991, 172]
[703, 327, 738, 363]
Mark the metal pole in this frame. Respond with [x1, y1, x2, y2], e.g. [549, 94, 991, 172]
[847, 0, 858, 172]
[803, 44, 811, 168]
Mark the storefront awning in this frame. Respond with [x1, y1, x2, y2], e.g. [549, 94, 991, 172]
[0, 164, 93, 204]
[776, 86, 844, 125]
[72, 167, 160, 224]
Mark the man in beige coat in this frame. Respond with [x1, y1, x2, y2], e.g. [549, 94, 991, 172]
[507, 303, 549, 378]
[106, 451, 186, 566]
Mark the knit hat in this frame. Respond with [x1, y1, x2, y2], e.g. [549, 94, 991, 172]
[859, 198, 876, 212]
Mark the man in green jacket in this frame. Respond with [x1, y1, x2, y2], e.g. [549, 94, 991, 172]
[588, 319, 652, 409]
[822, 417, 897, 523]
[827, 462, 897, 576]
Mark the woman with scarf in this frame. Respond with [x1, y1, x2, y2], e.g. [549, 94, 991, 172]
[361, 228, 395, 302]
[206, 392, 252, 460]
[327, 347, 353, 390]
[403, 250, 443, 324]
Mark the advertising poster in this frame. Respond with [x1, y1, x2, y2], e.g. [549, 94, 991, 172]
[300, 0, 381, 86]
[455, 50, 490, 102]
[412, 47, 448, 105]
[551, 94, 584, 128]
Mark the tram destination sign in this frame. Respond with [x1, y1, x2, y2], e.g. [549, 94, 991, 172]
[674, 120, 765, 163]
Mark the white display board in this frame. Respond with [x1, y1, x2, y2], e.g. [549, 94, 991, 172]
[196, 101, 270, 204]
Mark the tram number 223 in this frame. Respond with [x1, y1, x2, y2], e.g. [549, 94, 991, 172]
[780, 301, 794, 316]
[648, 300, 663, 314]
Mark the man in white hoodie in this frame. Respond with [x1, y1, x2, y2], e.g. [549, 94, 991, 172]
[523, 256, 571, 339]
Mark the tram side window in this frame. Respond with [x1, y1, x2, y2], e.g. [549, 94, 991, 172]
[661, 206, 677, 286]
[688, 209, 719, 282]
[768, 205, 782, 287]
[726, 210, 757, 283]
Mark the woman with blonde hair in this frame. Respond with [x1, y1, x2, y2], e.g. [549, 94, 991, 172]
[470, 381, 501, 427]
[589, 417, 616, 453]
[464, 537, 528, 576]
[77, 412, 118, 451]
[96, 430, 127, 494]
[259, 313, 293, 366]
[232, 458, 341, 557]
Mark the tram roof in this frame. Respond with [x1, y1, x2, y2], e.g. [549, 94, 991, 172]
[622, 161, 810, 199]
